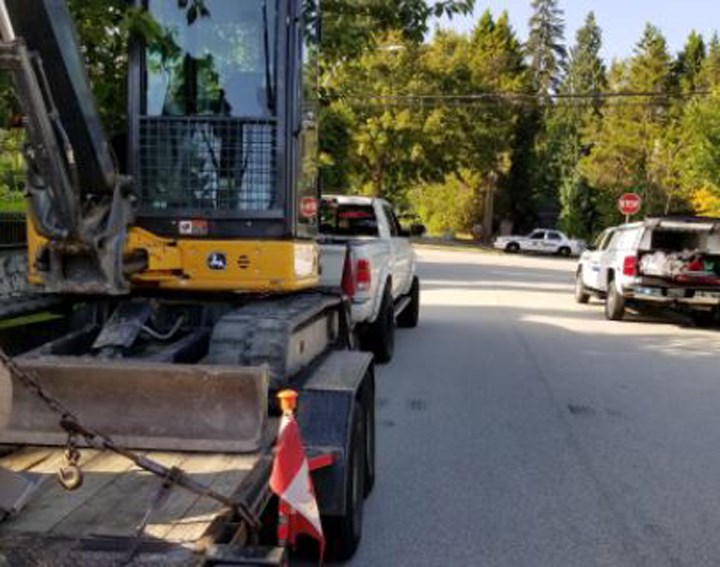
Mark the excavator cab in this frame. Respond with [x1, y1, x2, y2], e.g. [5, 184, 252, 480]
[130, 0, 321, 244]
[6, 0, 322, 295]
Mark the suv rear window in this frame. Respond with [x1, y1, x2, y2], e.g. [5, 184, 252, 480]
[320, 201, 379, 237]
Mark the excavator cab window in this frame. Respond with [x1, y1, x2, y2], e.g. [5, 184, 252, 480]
[144, 1, 276, 119]
[132, 0, 282, 227]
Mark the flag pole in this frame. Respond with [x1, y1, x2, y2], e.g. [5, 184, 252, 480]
[276, 390, 299, 550]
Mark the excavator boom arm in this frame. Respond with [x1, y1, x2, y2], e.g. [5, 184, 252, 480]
[0, 0, 134, 294]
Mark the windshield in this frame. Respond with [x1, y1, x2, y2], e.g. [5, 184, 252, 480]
[145, 0, 277, 118]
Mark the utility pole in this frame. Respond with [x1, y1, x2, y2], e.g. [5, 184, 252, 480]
[482, 171, 498, 244]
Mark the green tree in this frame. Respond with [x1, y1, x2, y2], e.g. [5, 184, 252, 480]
[675, 30, 706, 93]
[582, 24, 680, 224]
[526, 0, 567, 97]
[699, 33, 720, 89]
[321, 0, 474, 63]
[551, 12, 606, 239]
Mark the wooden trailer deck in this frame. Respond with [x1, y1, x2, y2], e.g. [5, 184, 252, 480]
[0, 444, 274, 564]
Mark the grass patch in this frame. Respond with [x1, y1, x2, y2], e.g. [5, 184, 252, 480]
[412, 237, 502, 254]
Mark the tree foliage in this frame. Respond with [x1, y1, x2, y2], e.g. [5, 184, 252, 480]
[4, 0, 720, 236]
[526, 0, 567, 97]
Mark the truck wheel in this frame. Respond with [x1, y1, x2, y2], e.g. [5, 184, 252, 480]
[691, 310, 716, 328]
[397, 277, 420, 328]
[359, 370, 376, 497]
[362, 286, 395, 364]
[605, 281, 626, 321]
[325, 408, 366, 562]
[506, 242, 520, 254]
[559, 246, 572, 257]
[574, 270, 591, 304]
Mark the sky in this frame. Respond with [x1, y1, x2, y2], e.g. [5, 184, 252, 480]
[436, 1, 720, 62]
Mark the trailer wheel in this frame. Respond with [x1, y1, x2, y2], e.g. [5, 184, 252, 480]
[325, 408, 366, 562]
[397, 277, 420, 328]
[359, 369, 376, 497]
[361, 286, 395, 364]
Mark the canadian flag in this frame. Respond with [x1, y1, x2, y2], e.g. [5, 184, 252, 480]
[270, 411, 325, 556]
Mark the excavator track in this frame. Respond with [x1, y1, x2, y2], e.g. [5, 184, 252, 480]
[207, 293, 343, 389]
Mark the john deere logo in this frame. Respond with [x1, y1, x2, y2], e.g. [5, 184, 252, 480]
[207, 253, 227, 271]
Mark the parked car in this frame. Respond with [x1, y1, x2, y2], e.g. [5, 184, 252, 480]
[575, 216, 720, 326]
[319, 195, 422, 363]
[494, 229, 586, 257]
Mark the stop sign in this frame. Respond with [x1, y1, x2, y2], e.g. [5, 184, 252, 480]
[618, 193, 642, 216]
[300, 197, 318, 218]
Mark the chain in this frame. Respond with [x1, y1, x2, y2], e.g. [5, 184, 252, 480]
[0, 347, 72, 418]
[0, 346, 261, 531]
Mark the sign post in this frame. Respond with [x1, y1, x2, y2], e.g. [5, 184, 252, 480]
[618, 193, 642, 223]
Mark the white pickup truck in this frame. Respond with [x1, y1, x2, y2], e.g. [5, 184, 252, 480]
[319, 196, 421, 363]
[575, 217, 720, 326]
[494, 229, 586, 257]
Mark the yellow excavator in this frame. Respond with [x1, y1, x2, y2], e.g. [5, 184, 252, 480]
[0, 0, 375, 563]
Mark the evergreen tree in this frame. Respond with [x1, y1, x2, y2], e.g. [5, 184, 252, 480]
[675, 30, 706, 93]
[563, 12, 606, 97]
[582, 24, 679, 223]
[699, 33, 720, 89]
[552, 12, 607, 239]
[526, 0, 567, 97]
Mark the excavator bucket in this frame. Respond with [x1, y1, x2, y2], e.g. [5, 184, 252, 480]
[0, 358, 269, 453]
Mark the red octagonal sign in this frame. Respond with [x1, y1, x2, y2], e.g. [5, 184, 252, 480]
[618, 193, 642, 216]
[300, 197, 318, 219]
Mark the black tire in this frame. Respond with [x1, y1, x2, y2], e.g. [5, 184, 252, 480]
[559, 246, 572, 257]
[361, 286, 395, 364]
[397, 277, 420, 328]
[574, 270, 591, 304]
[359, 370, 376, 497]
[691, 310, 716, 328]
[605, 280, 626, 321]
[506, 242, 520, 254]
[325, 408, 366, 562]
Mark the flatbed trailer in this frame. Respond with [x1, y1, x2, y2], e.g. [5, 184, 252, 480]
[0, 344, 376, 566]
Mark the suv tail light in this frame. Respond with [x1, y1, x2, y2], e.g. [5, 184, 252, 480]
[355, 259, 372, 292]
[623, 256, 638, 277]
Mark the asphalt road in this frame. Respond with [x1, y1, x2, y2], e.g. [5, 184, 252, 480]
[350, 247, 720, 567]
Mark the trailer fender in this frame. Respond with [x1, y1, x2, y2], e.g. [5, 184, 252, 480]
[297, 351, 374, 516]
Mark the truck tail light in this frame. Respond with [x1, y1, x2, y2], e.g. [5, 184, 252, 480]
[341, 248, 355, 298]
[355, 259, 372, 292]
[623, 256, 638, 277]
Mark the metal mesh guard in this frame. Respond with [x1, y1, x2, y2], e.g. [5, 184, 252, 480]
[139, 117, 277, 212]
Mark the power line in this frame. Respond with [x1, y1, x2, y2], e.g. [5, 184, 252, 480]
[328, 90, 711, 109]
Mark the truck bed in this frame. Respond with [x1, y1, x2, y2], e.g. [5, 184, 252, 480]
[0, 438, 275, 564]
